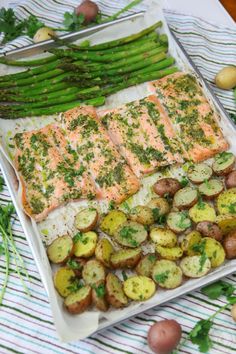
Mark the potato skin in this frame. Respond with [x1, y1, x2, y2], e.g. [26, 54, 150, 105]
[223, 231, 236, 259]
[196, 221, 223, 241]
[95, 238, 114, 267]
[64, 285, 92, 314]
[110, 248, 142, 269]
[67, 257, 87, 277]
[147, 197, 170, 216]
[153, 178, 181, 197]
[76, 0, 99, 24]
[135, 253, 157, 277]
[47, 235, 74, 264]
[105, 273, 128, 308]
[225, 171, 236, 189]
[82, 259, 106, 285]
[92, 281, 109, 312]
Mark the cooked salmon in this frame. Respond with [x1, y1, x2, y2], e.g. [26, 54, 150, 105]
[149, 72, 229, 162]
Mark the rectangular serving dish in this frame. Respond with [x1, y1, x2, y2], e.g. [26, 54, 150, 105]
[0, 1, 236, 342]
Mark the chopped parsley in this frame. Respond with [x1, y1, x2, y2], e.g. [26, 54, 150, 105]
[119, 225, 138, 247]
[155, 271, 169, 283]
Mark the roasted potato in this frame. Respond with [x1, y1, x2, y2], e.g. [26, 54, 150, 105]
[147, 197, 170, 216]
[100, 210, 127, 236]
[156, 245, 183, 261]
[47, 235, 74, 264]
[217, 188, 236, 215]
[167, 211, 191, 233]
[223, 230, 236, 259]
[203, 237, 225, 267]
[74, 208, 98, 232]
[196, 221, 223, 241]
[105, 273, 128, 308]
[216, 214, 236, 235]
[198, 179, 224, 200]
[66, 257, 87, 277]
[135, 253, 157, 277]
[114, 221, 148, 248]
[74, 231, 97, 258]
[189, 202, 216, 223]
[152, 260, 182, 289]
[53, 267, 76, 297]
[64, 285, 92, 314]
[129, 205, 154, 225]
[92, 281, 109, 311]
[173, 187, 198, 210]
[150, 227, 177, 247]
[181, 231, 202, 256]
[180, 255, 211, 278]
[95, 238, 114, 267]
[187, 163, 212, 184]
[153, 178, 181, 197]
[225, 171, 236, 189]
[110, 248, 142, 269]
[212, 152, 235, 176]
[123, 276, 156, 301]
[82, 259, 106, 285]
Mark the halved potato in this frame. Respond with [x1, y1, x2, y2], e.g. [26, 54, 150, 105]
[82, 259, 106, 285]
[181, 231, 202, 256]
[152, 260, 182, 289]
[95, 238, 114, 267]
[100, 210, 127, 236]
[147, 197, 170, 216]
[156, 245, 183, 261]
[153, 178, 181, 197]
[203, 237, 225, 268]
[129, 205, 154, 225]
[189, 202, 216, 223]
[167, 211, 191, 233]
[173, 187, 198, 210]
[114, 221, 148, 248]
[196, 221, 222, 241]
[212, 152, 235, 176]
[110, 248, 142, 269]
[217, 188, 236, 215]
[74, 208, 98, 232]
[92, 281, 109, 311]
[187, 163, 212, 184]
[123, 276, 156, 301]
[53, 267, 76, 297]
[180, 255, 211, 278]
[135, 253, 157, 277]
[74, 231, 97, 258]
[198, 179, 224, 200]
[150, 227, 177, 247]
[216, 214, 236, 235]
[66, 257, 87, 277]
[106, 273, 128, 308]
[64, 285, 92, 314]
[47, 235, 74, 264]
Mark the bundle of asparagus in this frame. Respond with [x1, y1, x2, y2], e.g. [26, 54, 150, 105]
[0, 21, 178, 119]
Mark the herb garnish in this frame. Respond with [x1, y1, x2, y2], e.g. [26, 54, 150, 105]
[122, 271, 128, 281]
[119, 226, 138, 247]
[73, 231, 88, 245]
[155, 271, 169, 284]
[92, 283, 106, 298]
[67, 278, 83, 293]
[67, 258, 82, 270]
[179, 176, 189, 187]
[191, 240, 207, 272]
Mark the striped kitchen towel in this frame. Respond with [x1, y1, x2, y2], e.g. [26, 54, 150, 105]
[0, 1, 236, 353]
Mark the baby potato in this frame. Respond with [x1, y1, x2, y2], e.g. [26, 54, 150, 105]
[91, 281, 109, 312]
[215, 66, 236, 90]
[198, 179, 224, 200]
[150, 227, 177, 247]
[189, 202, 216, 223]
[180, 255, 211, 278]
[153, 178, 181, 197]
[173, 187, 198, 210]
[147, 197, 170, 216]
[129, 205, 154, 225]
[114, 221, 148, 248]
[225, 171, 236, 189]
[156, 245, 183, 261]
[110, 248, 142, 269]
[203, 237, 225, 267]
[105, 273, 128, 308]
[181, 231, 202, 256]
[100, 210, 127, 236]
[73, 231, 97, 258]
[74, 208, 98, 232]
[216, 214, 236, 235]
[135, 253, 157, 277]
[223, 230, 236, 259]
[196, 221, 223, 241]
[217, 188, 236, 215]
[66, 257, 87, 277]
[152, 260, 183, 289]
[53, 267, 76, 297]
[47, 235, 74, 264]
[95, 238, 114, 267]
[64, 285, 92, 314]
[212, 152, 235, 176]
[123, 275, 156, 301]
[33, 27, 55, 43]
[82, 259, 106, 285]
[187, 163, 212, 184]
[167, 211, 191, 233]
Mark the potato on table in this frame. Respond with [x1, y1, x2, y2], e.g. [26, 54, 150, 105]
[100, 210, 127, 236]
[225, 171, 236, 189]
[74, 208, 98, 232]
[196, 221, 222, 241]
[167, 211, 191, 233]
[53, 267, 76, 297]
[217, 188, 236, 215]
[73, 231, 97, 258]
[156, 245, 183, 261]
[153, 178, 181, 197]
[152, 260, 182, 289]
[105, 273, 128, 308]
[173, 187, 198, 210]
[198, 179, 224, 200]
[223, 230, 236, 259]
[189, 202, 216, 223]
[47, 235, 74, 264]
[212, 152, 235, 176]
[187, 163, 212, 184]
[129, 205, 154, 225]
[203, 237, 225, 268]
[135, 253, 157, 277]
[150, 227, 177, 247]
[114, 221, 148, 248]
[123, 276, 156, 301]
[180, 255, 211, 278]
[216, 214, 236, 235]
[181, 231, 202, 256]
[92, 281, 109, 311]
[110, 248, 142, 269]
[64, 285, 92, 314]
[147, 197, 170, 216]
[82, 259, 106, 285]
[95, 238, 114, 267]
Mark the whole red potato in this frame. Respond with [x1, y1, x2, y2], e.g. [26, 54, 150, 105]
[76, 0, 99, 24]
[147, 320, 182, 354]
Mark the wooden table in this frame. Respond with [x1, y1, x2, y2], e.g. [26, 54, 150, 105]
[220, 0, 236, 21]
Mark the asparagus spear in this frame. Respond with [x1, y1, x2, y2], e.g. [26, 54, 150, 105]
[0, 55, 57, 67]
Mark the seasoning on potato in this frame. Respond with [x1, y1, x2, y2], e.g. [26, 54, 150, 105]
[215, 66, 236, 90]
[47, 235, 74, 264]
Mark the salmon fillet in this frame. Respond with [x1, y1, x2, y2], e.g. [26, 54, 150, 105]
[61, 106, 140, 204]
[99, 95, 183, 177]
[149, 72, 228, 162]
